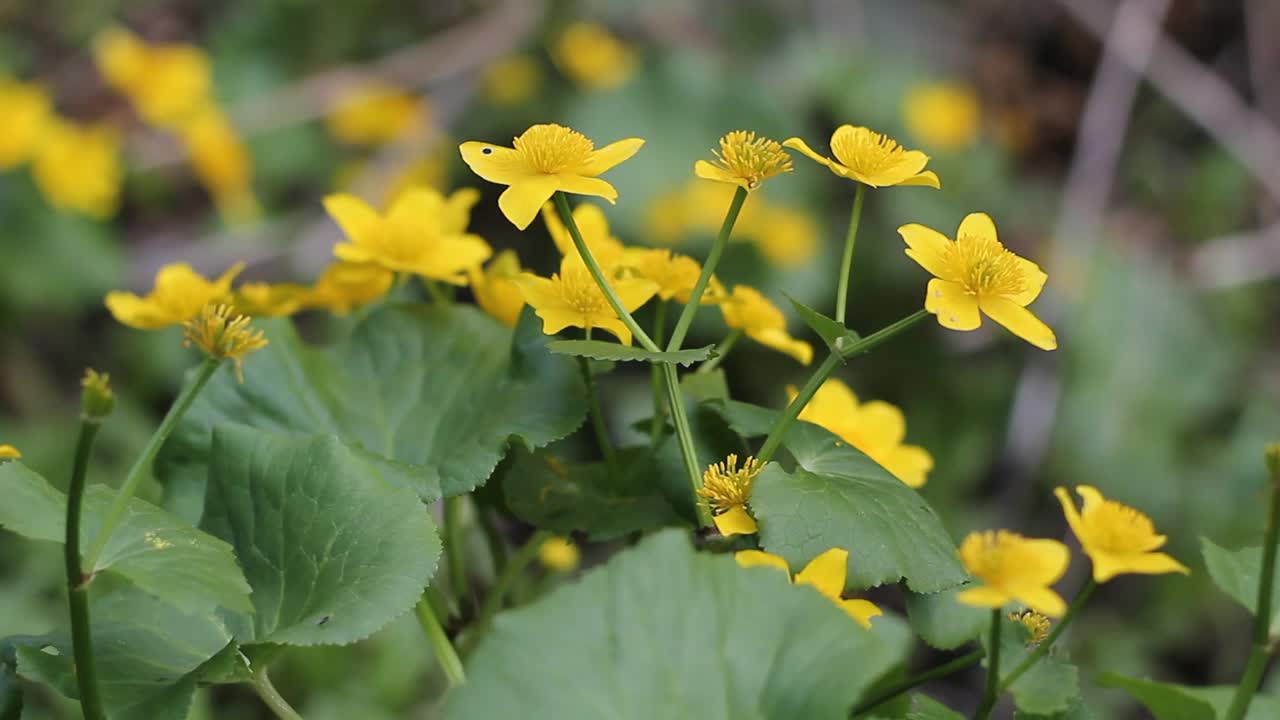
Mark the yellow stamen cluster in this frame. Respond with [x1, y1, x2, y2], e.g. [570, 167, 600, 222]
[553, 264, 610, 315]
[182, 303, 269, 382]
[830, 128, 909, 175]
[80, 368, 115, 421]
[513, 124, 595, 173]
[1008, 609, 1052, 645]
[708, 131, 792, 189]
[945, 233, 1028, 298]
[697, 454, 761, 514]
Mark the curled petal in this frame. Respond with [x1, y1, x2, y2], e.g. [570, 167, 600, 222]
[979, 296, 1057, 351]
[576, 138, 644, 176]
[899, 223, 957, 281]
[735, 550, 791, 576]
[459, 141, 533, 184]
[556, 174, 619, 203]
[897, 170, 941, 188]
[712, 506, 758, 536]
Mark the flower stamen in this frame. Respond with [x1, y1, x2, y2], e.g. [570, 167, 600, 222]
[182, 303, 269, 382]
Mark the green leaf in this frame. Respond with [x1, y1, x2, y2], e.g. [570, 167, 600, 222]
[203, 426, 442, 646]
[715, 398, 779, 438]
[752, 421, 966, 592]
[0, 461, 251, 616]
[1202, 536, 1278, 625]
[502, 447, 685, 540]
[1180, 687, 1280, 720]
[1014, 698, 1096, 719]
[906, 693, 965, 720]
[160, 304, 587, 508]
[989, 615, 1079, 716]
[680, 368, 730, 402]
[785, 293, 859, 355]
[547, 339, 716, 366]
[905, 585, 988, 650]
[446, 530, 911, 719]
[1096, 674, 1215, 720]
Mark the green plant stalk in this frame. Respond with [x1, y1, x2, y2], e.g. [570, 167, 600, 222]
[415, 597, 466, 687]
[66, 420, 105, 720]
[973, 610, 1003, 720]
[424, 279, 452, 305]
[579, 355, 617, 471]
[1225, 472, 1280, 720]
[835, 184, 867, 324]
[756, 309, 929, 463]
[998, 578, 1096, 691]
[444, 496, 469, 606]
[84, 356, 222, 573]
[250, 666, 304, 720]
[849, 648, 985, 717]
[475, 508, 509, 581]
[666, 185, 748, 351]
[662, 361, 713, 526]
[465, 530, 552, 653]
[696, 329, 742, 374]
[649, 301, 668, 446]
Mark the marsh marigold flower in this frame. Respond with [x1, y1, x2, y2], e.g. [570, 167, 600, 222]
[720, 286, 812, 365]
[183, 303, 268, 381]
[180, 106, 258, 223]
[697, 454, 762, 536]
[785, 125, 940, 188]
[106, 262, 243, 329]
[551, 22, 636, 91]
[513, 256, 656, 345]
[233, 282, 309, 318]
[1054, 485, 1189, 583]
[0, 78, 52, 169]
[538, 536, 580, 573]
[736, 548, 882, 628]
[753, 205, 820, 267]
[305, 261, 394, 315]
[694, 131, 792, 191]
[327, 83, 426, 146]
[542, 203, 626, 267]
[903, 82, 981, 151]
[899, 213, 1056, 350]
[482, 54, 542, 106]
[957, 530, 1069, 617]
[325, 188, 491, 284]
[624, 249, 711, 304]
[791, 379, 932, 488]
[33, 120, 122, 218]
[459, 124, 644, 230]
[0, 445, 20, 460]
[93, 27, 211, 128]
[468, 250, 526, 328]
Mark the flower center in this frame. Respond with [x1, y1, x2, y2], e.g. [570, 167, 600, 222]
[1084, 502, 1159, 552]
[697, 454, 761, 513]
[513, 124, 595, 173]
[945, 234, 1027, 298]
[712, 131, 792, 188]
[556, 265, 608, 315]
[831, 128, 907, 175]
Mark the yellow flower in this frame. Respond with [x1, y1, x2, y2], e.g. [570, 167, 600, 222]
[903, 82, 981, 151]
[32, 120, 122, 218]
[790, 379, 933, 488]
[324, 188, 492, 284]
[693, 130, 793, 191]
[551, 21, 637, 91]
[0, 78, 52, 169]
[0, 445, 20, 460]
[304, 261, 394, 315]
[179, 105, 259, 223]
[720, 286, 812, 365]
[1054, 485, 1189, 583]
[898, 213, 1056, 350]
[541, 202, 626, 267]
[513, 256, 656, 345]
[482, 54, 542, 106]
[326, 83, 426, 145]
[538, 536, 580, 573]
[736, 548, 882, 628]
[1008, 609, 1052, 645]
[623, 248, 709, 304]
[752, 205, 819, 267]
[93, 27, 211, 128]
[233, 282, 310, 317]
[105, 262, 243, 329]
[459, 124, 644, 230]
[956, 530, 1069, 617]
[468, 250, 526, 328]
[696, 454, 762, 536]
[182, 303, 269, 382]
[784, 125, 940, 188]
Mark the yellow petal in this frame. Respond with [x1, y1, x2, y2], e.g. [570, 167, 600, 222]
[512, 274, 566, 313]
[612, 277, 659, 313]
[748, 328, 813, 365]
[794, 548, 849, 599]
[880, 444, 933, 489]
[387, 186, 445, 225]
[323, 193, 382, 244]
[577, 137, 644, 176]
[1054, 486, 1089, 548]
[556, 174, 619, 203]
[898, 223, 956, 281]
[589, 316, 634, 346]
[1092, 551, 1190, 583]
[735, 550, 792, 576]
[862, 149, 930, 187]
[499, 176, 563, 230]
[956, 586, 1010, 609]
[693, 160, 747, 188]
[1021, 538, 1072, 586]
[979, 296, 1057, 350]
[925, 279, 981, 330]
[855, 401, 906, 451]
[782, 136, 840, 172]
[898, 170, 942, 188]
[458, 141, 533, 184]
[958, 212, 998, 243]
[713, 505, 758, 536]
[1011, 585, 1067, 618]
[1011, 258, 1048, 305]
[104, 291, 169, 329]
[840, 599, 882, 628]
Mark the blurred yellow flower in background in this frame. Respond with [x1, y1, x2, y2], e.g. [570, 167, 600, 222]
[514, 256, 656, 345]
[899, 212, 1056, 350]
[542, 202, 626, 267]
[538, 536, 580, 573]
[697, 454, 762, 536]
[736, 548, 882, 628]
[694, 130, 793, 191]
[786, 125, 940, 188]
[623, 249, 708, 304]
[482, 54, 543, 106]
[106, 262, 243, 329]
[460, 124, 644, 229]
[957, 530, 1069, 617]
[469, 250, 526, 328]
[720, 286, 812, 365]
[0, 445, 20, 460]
[903, 81, 981, 151]
[93, 26, 211, 128]
[0, 79, 52, 169]
[305, 261, 394, 315]
[551, 21, 637, 90]
[32, 120, 122, 218]
[790, 379, 933, 488]
[753, 205, 820, 267]
[1054, 485, 1189, 583]
[324, 188, 492, 284]
[327, 82, 427, 145]
[180, 106, 259, 223]
[233, 282, 310, 317]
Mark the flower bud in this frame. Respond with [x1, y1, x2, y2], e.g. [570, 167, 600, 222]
[80, 368, 115, 421]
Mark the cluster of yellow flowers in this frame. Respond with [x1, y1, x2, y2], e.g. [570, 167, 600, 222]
[480, 21, 634, 109]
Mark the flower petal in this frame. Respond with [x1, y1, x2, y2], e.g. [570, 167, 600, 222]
[713, 506, 758, 536]
[499, 176, 563, 230]
[782, 136, 840, 173]
[576, 138, 644, 176]
[323, 193, 382, 244]
[459, 141, 533, 184]
[104, 292, 170, 329]
[925, 279, 981, 331]
[1021, 538, 1071, 586]
[387, 187, 445, 225]
[612, 277, 659, 313]
[693, 160, 747, 188]
[735, 550, 792, 576]
[1012, 585, 1067, 618]
[1011, 258, 1048, 305]
[958, 212, 998, 242]
[1093, 551, 1189, 583]
[748, 328, 813, 365]
[794, 548, 848, 599]
[864, 149, 930, 187]
[897, 170, 941, 188]
[1054, 487, 1089, 549]
[899, 223, 957, 281]
[979, 296, 1057, 350]
[590, 317, 633, 346]
[956, 586, 1010, 609]
[880, 444, 933, 489]
[839, 599, 882, 628]
[856, 400, 906, 450]
[556, 174, 619, 203]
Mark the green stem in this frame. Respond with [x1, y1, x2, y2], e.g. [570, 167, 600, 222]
[662, 362, 712, 526]
[476, 508, 509, 580]
[998, 579, 1096, 691]
[756, 310, 928, 464]
[579, 355, 616, 471]
[835, 184, 866, 324]
[666, 185, 747, 351]
[849, 648, 985, 717]
[66, 420, 105, 720]
[465, 530, 552, 653]
[424, 279, 451, 305]
[415, 597, 466, 687]
[649, 301, 668, 446]
[444, 496, 469, 606]
[84, 356, 222, 572]
[696, 329, 742, 374]
[250, 666, 304, 720]
[1225, 475, 1280, 720]
[973, 610, 1003, 720]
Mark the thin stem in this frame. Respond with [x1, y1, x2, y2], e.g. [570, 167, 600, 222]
[465, 530, 552, 653]
[849, 648, 984, 717]
[552, 192, 657, 351]
[649, 301, 668, 446]
[250, 666, 304, 720]
[415, 596, 466, 687]
[973, 610, 1003, 720]
[444, 496, 469, 607]
[424, 279, 451, 305]
[476, 508, 509, 580]
[66, 420, 105, 720]
[666, 186, 747, 351]
[696, 329, 742, 374]
[835, 184, 866, 324]
[662, 362, 712, 526]
[1225, 473, 1280, 720]
[84, 356, 222, 572]
[579, 356, 616, 471]
[998, 579, 1096, 691]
